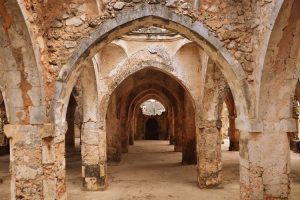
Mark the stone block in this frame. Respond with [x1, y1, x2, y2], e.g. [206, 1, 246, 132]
[4, 70, 21, 89]
[29, 106, 45, 125]
[66, 17, 83, 27]
[84, 165, 100, 177]
[40, 123, 55, 139]
[43, 179, 56, 200]
[42, 144, 55, 164]
[15, 165, 42, 180]
[81, 145, 99, 165]
[113, 2, 126, 10]
[5, 88, 24, 108]
[82, 127, 99, 145]
[64, 41, 77, 49]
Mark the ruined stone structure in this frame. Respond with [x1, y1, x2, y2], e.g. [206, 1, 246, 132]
[0, 0, 300, 199]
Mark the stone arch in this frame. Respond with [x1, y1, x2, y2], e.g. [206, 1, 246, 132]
[52, 4, 249, 131]
[106, 66, 196, 165]
[255, 0, 300, 198]
[0, 1, 46, 199]
[100, 55, 197, 123]
[51, 4, 252, 198]
[0, 0, 45, 125]
[127, 89, 178, 149]
[259, 0, 300, 125]
[128, 91, 173, 144]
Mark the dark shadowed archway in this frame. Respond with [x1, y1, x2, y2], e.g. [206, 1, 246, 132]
[145, 118, 160, 140]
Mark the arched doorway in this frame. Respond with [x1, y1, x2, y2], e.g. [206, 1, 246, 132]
[51, 5, 250, 198]
[145, 118, 159, 140]
[106, 67, 196, 165]
[139, 99, 167, 141]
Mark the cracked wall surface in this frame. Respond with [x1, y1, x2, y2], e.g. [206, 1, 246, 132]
[0, 0, 299, 199]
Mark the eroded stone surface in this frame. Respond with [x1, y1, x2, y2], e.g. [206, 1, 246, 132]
[0, 0, 299, 200]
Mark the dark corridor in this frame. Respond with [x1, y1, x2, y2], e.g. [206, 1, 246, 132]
[145, 118, 159, 140]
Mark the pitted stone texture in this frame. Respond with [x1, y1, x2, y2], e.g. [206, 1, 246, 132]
[82, 164, 107, 191]
[5, 124, 44, 200]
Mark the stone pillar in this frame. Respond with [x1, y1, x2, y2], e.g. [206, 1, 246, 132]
[81, 121, 107, 191]
[42, 123, 67, 200]
[182, 135, 196, 165]
[182, 114, 196, 165]
[169, 133, 175, 145]
[4, 124, 55, 200]
[239, 131, 263, 200]
[228, 116, 239, 151]
[128, 116, 134, 145]
[239, 131, 290, 200]
[128, 131, 134, 145]
[121, 121, 128, 153]
[174, 134, 182, 152]
[174, 119, 183, 152]
[169, 111, 175, 145]
[197, 121, 222, 188]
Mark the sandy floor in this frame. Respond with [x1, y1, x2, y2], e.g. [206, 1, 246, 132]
[0, 140, 300, 199]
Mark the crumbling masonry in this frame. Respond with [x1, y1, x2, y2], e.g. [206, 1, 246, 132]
[0, 0, 299, 199]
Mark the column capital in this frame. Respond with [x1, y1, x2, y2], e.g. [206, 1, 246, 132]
[197, 120, 221, 129]
[4, 123, 55, 139]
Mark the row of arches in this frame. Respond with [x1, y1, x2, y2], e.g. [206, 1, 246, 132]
[0, 1, 299, 199]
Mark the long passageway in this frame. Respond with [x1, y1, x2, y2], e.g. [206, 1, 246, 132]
[66, 140, 240, 200]
[1, 141, 300, 199]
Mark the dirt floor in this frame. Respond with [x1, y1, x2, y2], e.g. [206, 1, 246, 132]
[0, 140, 300, 200]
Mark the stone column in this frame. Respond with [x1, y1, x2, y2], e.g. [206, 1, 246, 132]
[4, 124, 56, 200]
[127, 114, 134, 146]
[81, 121, 107, 191]
[42, 123, 67, 200]
[239, 130, 290, 200]
[169, 132, 175, 145]
[128, 131, 134, 145]
[169, 111, 175, 145]
[182, 111, 196, 165]
[121, 121, 128, 153]
[239, 131, 263, 200]
[174, 118, 183, 152]
[228, 115, 239, 151]
[197, 120, 222, 188]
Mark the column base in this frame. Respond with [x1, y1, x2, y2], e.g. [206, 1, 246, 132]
[82, 164, 108, 191]
[197, 173, 222, 189]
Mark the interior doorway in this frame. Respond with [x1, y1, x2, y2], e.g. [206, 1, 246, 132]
[145, 118, 159, 140]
